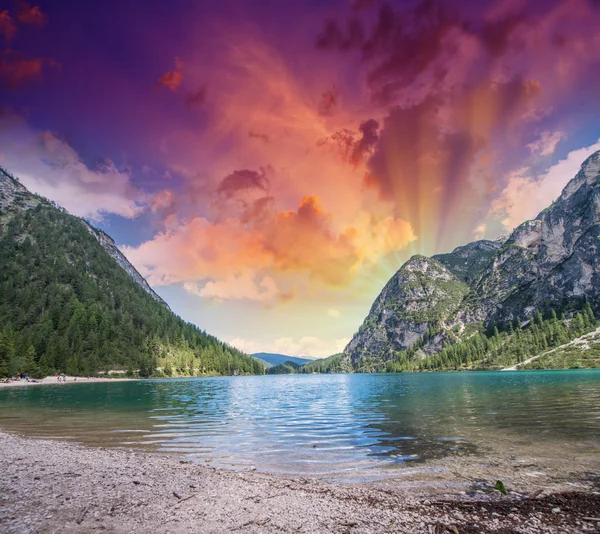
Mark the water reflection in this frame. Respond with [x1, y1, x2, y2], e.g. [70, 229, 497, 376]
[0, 371, 599, 475]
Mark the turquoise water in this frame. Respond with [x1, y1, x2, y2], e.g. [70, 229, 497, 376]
[0, 371, 599, 475]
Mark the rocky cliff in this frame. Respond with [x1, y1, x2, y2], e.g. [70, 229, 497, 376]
[346, 151, 600, 365]
[0, 167, 168, 308]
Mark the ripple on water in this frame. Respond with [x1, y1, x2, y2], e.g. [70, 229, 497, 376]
[0, 371, 599, 476]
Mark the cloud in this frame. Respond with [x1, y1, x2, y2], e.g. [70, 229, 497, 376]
[216, 168, 270, 198]
[527, 131, 566, 156]
[321, 118, 379, 167]
[363, 78, 543, 247]
[315, 0, 600, 108]
[150, 190, 174, 213]
[319, 86, 339, 115]
[229, 335, 350, 358]
[0, 52, 52, 88]
[158, 57, 183, 91]
[327, 308, 340, 318]
[186, 85, 206, 108]
[0, 112, 148, 221]
[184, 273, 292, 303]
[472, 223, 487, 240]
[490, 139, 600, 230]
[123, 193, 416, 292]
[16, 2, 46, 26]
[350, 118, 379, 166]
[316, 17, 365, 51]
[0, 11, 16, 41]
[248, 131, 269, 143]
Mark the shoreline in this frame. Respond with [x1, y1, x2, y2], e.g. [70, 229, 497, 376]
[0, 375, 136, 388]
[2, 368, 597, 389]
[1, 431, 598, 533]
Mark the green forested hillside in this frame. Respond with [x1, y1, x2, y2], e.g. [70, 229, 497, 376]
[265, 361, 303, 374]
[297, 307, 599, 374]
[302, 354, 348, 374]
[0, 173, 263, 378]
[352, 305, 598, 373]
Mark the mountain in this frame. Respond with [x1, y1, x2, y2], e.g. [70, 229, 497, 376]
[302, 353, 349, 374]
[0, 166, 264, 378]
[264, 353, 350, 374]
[265, 360, 303, 374]
[251, 352, 315, 368]
[346, 151, 600, 370]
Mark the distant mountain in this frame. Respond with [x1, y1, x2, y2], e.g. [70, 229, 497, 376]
[251, 352, 315, 368]
[265, 353, 349, 374]
[346, 150, 600, 371]
[0, 166, 264, 378]
[265, 360, 303, 375]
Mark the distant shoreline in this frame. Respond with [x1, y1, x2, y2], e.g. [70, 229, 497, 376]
[2, 368, 598, 389]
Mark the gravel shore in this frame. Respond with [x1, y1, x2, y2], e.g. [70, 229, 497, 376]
[0, 376, 134, 389]
[1, 431, 599, 533]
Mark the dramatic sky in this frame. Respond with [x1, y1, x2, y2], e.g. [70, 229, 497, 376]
[2, 0, 600, 356]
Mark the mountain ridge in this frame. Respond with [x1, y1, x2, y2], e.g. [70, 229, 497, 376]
[251, 352, 316, 368]
[0, 167, 168, 308]
[345, 151, 600, 368]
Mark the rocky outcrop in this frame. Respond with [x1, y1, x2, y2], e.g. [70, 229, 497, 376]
[0, 166, 168, 308]
[82, 223, 169, 309]
[468, 151, 600, 326]
[0, 167, 32, 209]
[345, 256, 469, 366]
[346, 151, 600, 365]
[433, 239, 505, 285]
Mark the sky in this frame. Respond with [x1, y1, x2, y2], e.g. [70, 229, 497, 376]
[1, 0, 600, 357]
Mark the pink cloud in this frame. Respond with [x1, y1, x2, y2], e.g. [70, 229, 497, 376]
[0, 112, 148, 221]
[0, 11, 16, 42]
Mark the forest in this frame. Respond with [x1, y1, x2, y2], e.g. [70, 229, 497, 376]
[0, 199, 264, 378]
[275, 305, 599, 375]
[359, 304, 598, 373]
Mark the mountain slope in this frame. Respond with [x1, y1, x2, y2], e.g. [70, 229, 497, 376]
[251, 352, 315, 368]
[0, 167, 264, 378]
[265, 360, 303, 374]
[346, 151, 600, 369]
[345, 255, 470, 366]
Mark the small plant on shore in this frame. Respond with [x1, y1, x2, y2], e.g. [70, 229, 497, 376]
[494, 480, 508, 495]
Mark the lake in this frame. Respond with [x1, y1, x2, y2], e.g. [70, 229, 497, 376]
[1, 371, 599, 478]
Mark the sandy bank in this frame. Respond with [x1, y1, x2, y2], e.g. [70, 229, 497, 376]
[0, 376, 135, 388]
[1, 432, 598, 533]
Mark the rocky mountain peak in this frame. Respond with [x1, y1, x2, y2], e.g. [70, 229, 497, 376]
[346, 151, 600, 365]
[560, 150, 600, 201]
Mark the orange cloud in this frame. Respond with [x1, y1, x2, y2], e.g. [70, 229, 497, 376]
[123, 194, 416, 300]
[0, 11, 16, 41]
[158, 57, 183, 91]
[16, 2, 46, 26]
